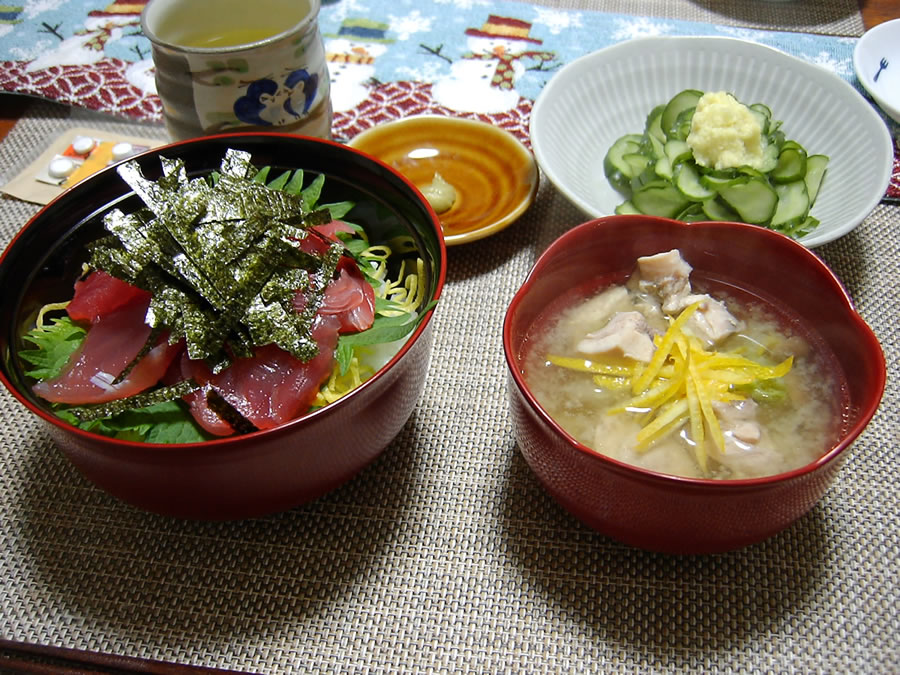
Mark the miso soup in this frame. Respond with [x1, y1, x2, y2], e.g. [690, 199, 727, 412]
[522, 250, 848, 480]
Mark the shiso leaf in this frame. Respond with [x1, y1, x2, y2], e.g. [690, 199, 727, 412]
[266, 170, 292, 192]
[334, 299, 437, 374]
[284, 169, 305, 195]
[19, 316, 87, 380]
[319, 201, 356, 221]
[252, 166, 270, 184]
[92, 149, 346, 372]
[57, 399, 212, 443]
[301, 173, 325, 209]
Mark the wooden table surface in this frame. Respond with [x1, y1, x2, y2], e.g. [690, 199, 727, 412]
[1, 1, 897, 145]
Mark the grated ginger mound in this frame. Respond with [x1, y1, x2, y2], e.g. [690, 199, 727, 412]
[687, 91, 766, 171]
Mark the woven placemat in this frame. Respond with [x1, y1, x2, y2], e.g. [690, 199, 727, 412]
[1, 96, 897, 674]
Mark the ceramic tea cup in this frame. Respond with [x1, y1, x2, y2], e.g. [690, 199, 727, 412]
[142, 0, 333, 141]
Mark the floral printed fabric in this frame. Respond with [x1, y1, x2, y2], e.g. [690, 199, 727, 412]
[1, 0, 897, 197]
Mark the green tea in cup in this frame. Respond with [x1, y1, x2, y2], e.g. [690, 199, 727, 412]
[142, 0, 332, 140]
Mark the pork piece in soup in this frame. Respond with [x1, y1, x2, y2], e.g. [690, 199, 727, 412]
[523, 249, 846, 480]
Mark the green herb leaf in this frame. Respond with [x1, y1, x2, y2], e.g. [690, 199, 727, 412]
[58, 400, 212, 444]
[284, 169, 305, 195]
[343, 238, 370, 258]
[334, 300, 436, 374]
[338, 300, 437, 349]
[266, 170, 292, 192]
[335, 340, 355, 375]
[252, 166, 270, 184]
[301, 173, 325, 207]
[20, 316, 87, 380]
[319, 200, 355, 220]
[734, 378, 787, 405]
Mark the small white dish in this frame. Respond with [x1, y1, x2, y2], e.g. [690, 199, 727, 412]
[853, 18, 900, 124]
[531, 36, 893, 248]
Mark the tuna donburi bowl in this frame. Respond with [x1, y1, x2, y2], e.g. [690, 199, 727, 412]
[503, 215, 884, 553]
[0, 133, 446, 519]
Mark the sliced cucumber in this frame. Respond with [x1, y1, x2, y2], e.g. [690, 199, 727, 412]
[804, 154, 828, 207]
[748, 103, 771, 135]
[615, 200, 642, 215]
[671, 108, 695, 142]
[703, 167, 741, 181]
[702, 196, 740, 222]
[770, 180, 810, 228]
[738, 167, 766, 179]
[645, 105, 666, 145]
[749, 102, 772, 119]
[675, 163, 716, 201]
[604, 133, 644, 193]
[716, 177, 778, 224]
[771, 142, 807, 184]
[700, 173, 737, 190]
[676, 202, 707, 222]
[631, 180, 691, 219]
[644, 132, 665, 161]
[622, 152, 651, 177]
[661, 89, 703, 139]
[655, 155, 674, 181]
[756, 142, 779, 174]
[664, 139, 692, 165]
[631, 164, 659, 192]
[780, 215, 819, 239]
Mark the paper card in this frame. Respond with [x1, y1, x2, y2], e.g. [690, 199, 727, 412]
[2, 127, 168, 205]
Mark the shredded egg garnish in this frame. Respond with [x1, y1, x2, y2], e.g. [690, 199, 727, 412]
[316, 245, 427, 406]
[314, 354, 372, 407]
[548, 302, 792, 472]
[362, 244, 426, 316]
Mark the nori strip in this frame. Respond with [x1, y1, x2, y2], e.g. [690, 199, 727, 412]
[65, 379, 200, 422]
[112, 324, 164, 385]
[88, 150, 347, 370]
[205, 388, 259, 435]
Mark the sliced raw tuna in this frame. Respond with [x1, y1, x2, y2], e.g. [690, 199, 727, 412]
[180, 314, 341, 436]
[298, 220, 356, 256]
[34, 295, 182, 404]
[39, 233, 372, 433]
[315, 220, 356, 241]
[313, 257, 375, 333]
[66, 269, 152, 323]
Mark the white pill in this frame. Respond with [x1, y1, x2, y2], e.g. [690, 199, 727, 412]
[48, 157, 76, 178]
[111, 142, 135, 161]
[71, 136, 96, 155]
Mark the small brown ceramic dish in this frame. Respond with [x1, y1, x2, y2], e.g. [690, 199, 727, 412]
[348, 115, 539, 245]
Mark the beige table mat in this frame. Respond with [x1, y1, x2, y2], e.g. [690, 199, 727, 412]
[1, 92, 897, 674]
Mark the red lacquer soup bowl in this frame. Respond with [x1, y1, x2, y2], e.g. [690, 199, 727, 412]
[0, 133, 446, 520]
[503, 215, 885, 554]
